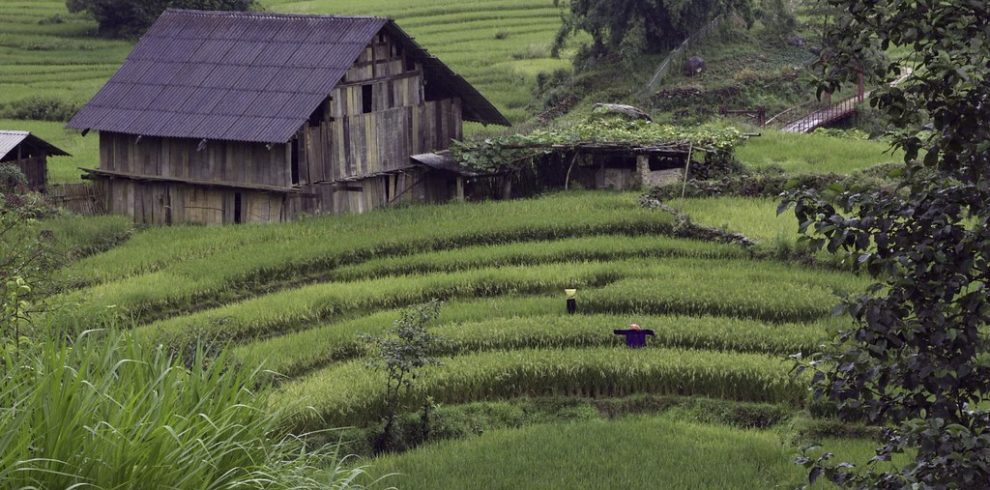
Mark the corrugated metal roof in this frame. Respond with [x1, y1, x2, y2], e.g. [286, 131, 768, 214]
[0, 130, 70, 160]
[68, 9, 509, 145]
[410, 151, 491, 177]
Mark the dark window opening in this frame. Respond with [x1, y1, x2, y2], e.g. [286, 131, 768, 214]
[383, 176, 391, 202]
[233, 192, 243, 225]
[650, 154, 686, 171]
[362, 84, 374, 114]
[404, 55, 416, 72]
[394, 43, 403, 58]
[290, 139, 300, 185]
[308, 100, 327, 126]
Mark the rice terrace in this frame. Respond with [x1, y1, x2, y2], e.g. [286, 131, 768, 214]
[1, 0, 987, 489]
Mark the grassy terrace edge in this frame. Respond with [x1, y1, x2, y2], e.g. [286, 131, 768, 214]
[276, 346, 806, 431]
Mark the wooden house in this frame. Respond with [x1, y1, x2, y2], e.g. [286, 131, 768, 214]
[68, 9, 509, 225]
[0, 130, 69, 193]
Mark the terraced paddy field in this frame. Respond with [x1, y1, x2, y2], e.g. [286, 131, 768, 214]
[53, 191, 882, 487]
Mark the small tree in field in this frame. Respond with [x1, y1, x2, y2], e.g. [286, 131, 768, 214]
[786, 0, 990, 487]
[364, 301, 443, 453]
[66, 0, 255, 38]
[0, 166, 58, 356]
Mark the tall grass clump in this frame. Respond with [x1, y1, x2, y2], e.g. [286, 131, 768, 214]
[0, 330, 373, 489]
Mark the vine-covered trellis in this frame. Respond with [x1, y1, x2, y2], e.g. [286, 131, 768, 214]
[451, 108, 745, 175]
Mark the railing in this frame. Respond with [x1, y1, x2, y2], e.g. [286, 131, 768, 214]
[780, 91, 866, 133]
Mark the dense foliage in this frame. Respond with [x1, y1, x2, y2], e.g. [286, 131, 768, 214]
[786, 0, 990, 486]
[66, 0, 255, 38]
[0, 171, 59, 353]
[451, 110, 744, 172]
[552, 0, 753, 63]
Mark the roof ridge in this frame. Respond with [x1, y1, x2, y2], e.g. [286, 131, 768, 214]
[0, 130, 29, 135]
[164, 8, 392, 22]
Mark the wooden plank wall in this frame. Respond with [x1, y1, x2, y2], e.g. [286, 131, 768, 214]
[2, 155, 47, 192]
[297, 98, 462, 185]
[98, 178, 287, 225]
[291, 29, 465, 216]
[293, 167, 457, 216]
[99, 132, 290, 188]
[48, 182, 103, 215]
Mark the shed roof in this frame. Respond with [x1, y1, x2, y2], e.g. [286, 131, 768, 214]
[0, 130, 70, 160]
[67, 9, 509, 144]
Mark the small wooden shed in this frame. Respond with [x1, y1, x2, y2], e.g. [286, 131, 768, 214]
[0, 130, 69, 193]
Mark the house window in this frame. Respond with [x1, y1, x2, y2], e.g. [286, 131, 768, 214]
[362, 84, 374, 114]
[308, 99, 327, 126]
[290, 139, 301, 185]
[233, 192, 243, 225]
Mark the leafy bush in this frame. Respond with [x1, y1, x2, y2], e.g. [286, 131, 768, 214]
[1, 96, 80, 121]
[66, 0, 256, 38]
[0, 330, 370, 489]
[647, 164, 899, 200]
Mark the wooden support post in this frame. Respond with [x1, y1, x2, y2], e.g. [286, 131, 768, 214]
[636, 154, 651, 190]
[500, 176, 513, 200]
[680, 144, 695, 199]
[564, 151, 580, 190]
[455, 176, 465, 202]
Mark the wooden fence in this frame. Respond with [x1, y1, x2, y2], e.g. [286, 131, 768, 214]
[48, 182, 104, 215]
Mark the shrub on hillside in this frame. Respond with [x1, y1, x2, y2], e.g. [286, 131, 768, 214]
[66, 0, 256, 38]
[646, 164, 898, 200]
[1, 96, 81, 122]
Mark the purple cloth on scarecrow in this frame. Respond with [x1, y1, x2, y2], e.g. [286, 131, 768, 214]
[613, 329, 656, 348]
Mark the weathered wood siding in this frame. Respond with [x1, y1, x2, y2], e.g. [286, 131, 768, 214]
[99, 179, 287, 225]
[94, 29, 468, 225]
[99, 132, 290, 188]
[292, 167, 457, 216]
[2, 155, 47, 192]
[290, 30, 464, 216]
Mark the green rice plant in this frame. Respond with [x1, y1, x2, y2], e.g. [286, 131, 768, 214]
[235, 298, 840, 378]
[583, 276, 838, 323]
[56, 193, 674, 323]
[38, 213, 133, 262]
[668, 197, 799, 247]
[0, 330, 371, 489]
[138, 257, 861, 351]
[137, 261, 625, 349]
[276, 346, 806, 431]
[326, 234, 747, 281]
[737, 129, 902, 175]
[367, 416, 887, 489]
[233, 296, 562, 377]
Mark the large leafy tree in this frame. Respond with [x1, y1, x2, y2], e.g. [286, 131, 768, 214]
[787, 0, 990, 487]
[552, 0, 753, 60]
[66, 0, 255, 38]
